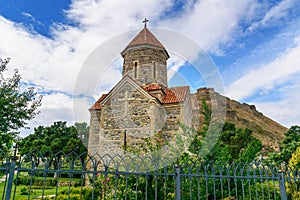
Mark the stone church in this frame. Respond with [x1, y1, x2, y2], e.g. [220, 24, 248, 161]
[88, 23, 288, 156]
[88, 24, 193, 155]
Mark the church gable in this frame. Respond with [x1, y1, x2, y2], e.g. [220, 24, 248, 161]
[101, 75, 158, 106]
[101, 76, 160, 130]
[93, 76, 166, 154]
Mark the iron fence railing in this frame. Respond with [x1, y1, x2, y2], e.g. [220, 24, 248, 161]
[0, 150, 298, 199]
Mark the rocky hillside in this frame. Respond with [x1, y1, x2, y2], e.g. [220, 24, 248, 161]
[191, 88, 288, 154]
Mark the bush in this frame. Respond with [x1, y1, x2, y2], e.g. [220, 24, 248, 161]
[0, 168, 6, 176]
[14, 177, 33, 186]
[14, 175, 82, 188]
[20, 187, 28, 195]
[55, 187, 98, 200]
[14, 176, 58, 186]
[33, 179, 57, 186]
[31, 185, 53, 189]
[33, 171, 82, 178]
[54, 194, 81, 200]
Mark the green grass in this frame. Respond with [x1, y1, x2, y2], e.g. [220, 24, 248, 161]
[0, 181, 69, 199]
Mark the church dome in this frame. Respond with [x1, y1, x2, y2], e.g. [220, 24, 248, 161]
[121, 27, 169, 58]
[121, 22, 169, 87]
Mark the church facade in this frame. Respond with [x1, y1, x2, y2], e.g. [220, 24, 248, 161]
[88, 26, 194, 155]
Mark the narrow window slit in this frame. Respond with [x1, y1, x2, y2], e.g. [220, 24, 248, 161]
[153, 62, 156, 78]
[134, 62, 137, 78]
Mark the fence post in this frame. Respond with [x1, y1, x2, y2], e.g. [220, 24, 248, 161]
[5, 156, 17, 200]
[279, 170, 287, 200]
[175, 165, 181, 200]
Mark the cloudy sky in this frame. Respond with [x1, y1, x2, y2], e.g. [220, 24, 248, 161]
[0, 0, 299, 136]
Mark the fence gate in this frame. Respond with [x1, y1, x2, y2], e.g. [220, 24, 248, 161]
[0, 151, 297, 199]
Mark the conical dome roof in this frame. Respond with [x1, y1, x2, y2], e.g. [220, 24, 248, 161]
[121, 27, 169, 57]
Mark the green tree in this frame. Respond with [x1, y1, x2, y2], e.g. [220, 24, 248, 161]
[74, 122, 89, 147]
[204, 122, 262, 162]
[0, 58, 42, 153]
[285, 146, 300, 199]
[289, 145, 300, 167]
[189, 99, 262, 162]
[269, 125, 300, 165]
[188, 99, 211, 155]
[18, 121, 87, 168]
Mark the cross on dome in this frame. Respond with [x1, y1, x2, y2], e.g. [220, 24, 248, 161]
[142, 18, 149, 28]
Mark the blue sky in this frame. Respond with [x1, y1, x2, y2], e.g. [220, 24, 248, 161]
[0, 0, 72, 37]
[0, 0, 299, 135]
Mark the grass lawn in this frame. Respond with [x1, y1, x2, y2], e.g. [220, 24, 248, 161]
[0, 181, 69, 199]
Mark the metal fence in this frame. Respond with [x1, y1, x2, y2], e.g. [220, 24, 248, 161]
[0, 150, 299, 199]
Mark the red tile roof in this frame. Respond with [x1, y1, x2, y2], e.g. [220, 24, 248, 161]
[89, 85, 189, 110]
[89, 94, 107, 110]
[161, 86, 189, 104]
[126, 27, 165, 49]
[142, 83, 163, 91]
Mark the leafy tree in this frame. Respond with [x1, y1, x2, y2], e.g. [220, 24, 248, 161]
[18, 121, 87, 169]
[269, 125, 300, 165]
[289, 145, 300, 168]
[189, 99, 262, 162]
[285, 146, 300, 199]
[74, 122, 89, 147]
[188, 99, 211, 155]
[0, 58, 42, 153]
[204, 122, 262, 162]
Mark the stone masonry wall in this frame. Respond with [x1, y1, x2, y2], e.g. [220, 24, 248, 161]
[122, 47, 168, 87]
[97, 82, 164, 155]
[161, 104, 182, 140]
[181, 91, 192, 129]
[160, 92, 192, 143]
[88, 110, 101, 155]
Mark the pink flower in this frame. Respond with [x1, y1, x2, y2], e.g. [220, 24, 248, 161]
[106, 177, 110, 182]
[157, 138, 161, 142]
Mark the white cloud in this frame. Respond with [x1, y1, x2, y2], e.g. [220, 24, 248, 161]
[0, 0, 178, 135]
[247, 0, 296, 32]
[66, 0, 173, 31]
[255, 88, 300, 128]
[19, 93, 75, 136]
[1, 0, 256, 96]
[0, 16, 81, 92]
[160, 0, 254, 55]
[225, 40, 300, 100]
[261, 0, 295, 26]
[244, 66, 300, 127]
[1, 0, 299, 134]
[21, 12, 33, 18]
